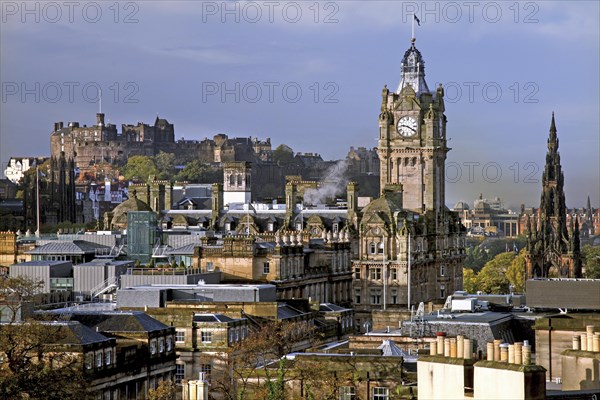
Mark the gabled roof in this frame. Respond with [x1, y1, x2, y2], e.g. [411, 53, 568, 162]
[377, 339, 408, 357]
[48, 321, 113, 346]
[59, 311, 170, 333]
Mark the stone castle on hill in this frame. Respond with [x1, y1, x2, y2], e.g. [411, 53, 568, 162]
[50, 113, 273, 173]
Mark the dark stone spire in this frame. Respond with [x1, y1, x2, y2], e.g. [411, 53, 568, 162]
[525, 113, 582, 278]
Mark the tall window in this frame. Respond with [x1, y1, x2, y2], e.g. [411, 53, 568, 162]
[378, 242, 384, 254]
[440, 285, 446, 299]
[369, 242, 376, 254]
[332, 223, 339, 233]
[176, 331, 185, 343]
[391, 268, 397, 280]
[354, 289, 361, 304]
[105, 349, 112, 365]
[354, 268, 361, 280]
[200, 364, 212, 379]
[263, 262, 270, 274]
[339, 386, 356, 400]
[206, 262, 214, 271]
[201, 331, 212, 343]
[440, 264, 445, 277]
[370, 268, 382, 280]
[175, 364, 185, 383]
[372, 387, 389, 400]
[85, 354, 93, 370]
[370, 289, 381, 305]
[96, 352, 103, 367]
[391, 288, 398, 305]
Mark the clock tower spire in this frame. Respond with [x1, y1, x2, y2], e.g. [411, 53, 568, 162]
[378, 40, 448, 214]
[396, 38, 430, 96]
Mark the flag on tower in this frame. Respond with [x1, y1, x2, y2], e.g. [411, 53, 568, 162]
[414, 14, 421, 26]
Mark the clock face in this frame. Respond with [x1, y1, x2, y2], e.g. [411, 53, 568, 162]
[397, 116, 417, 137]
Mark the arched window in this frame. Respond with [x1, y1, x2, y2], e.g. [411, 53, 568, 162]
[229, 174, 235, 186]
[237, 174, 243, 186]
[378, 242, 384, 254]
[412, 157, 417, 166]
[369, 242, 376, 254]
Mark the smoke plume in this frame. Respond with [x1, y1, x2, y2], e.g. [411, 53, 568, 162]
[303, 159, 349, 205]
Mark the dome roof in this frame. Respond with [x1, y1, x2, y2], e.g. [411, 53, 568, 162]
[110, 190, 153, 229]
[453, 201, 470, 211]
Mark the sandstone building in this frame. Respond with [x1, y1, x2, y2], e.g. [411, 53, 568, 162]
[351, 38, 466, 329]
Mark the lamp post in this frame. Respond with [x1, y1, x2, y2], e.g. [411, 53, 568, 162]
[382, 235, 387, 311]
[408, 232, 412, 310]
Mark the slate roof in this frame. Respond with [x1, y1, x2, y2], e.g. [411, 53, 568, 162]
[27, 240, 110, 255]
[48, 321, 113, 346]
[167, 243, 196, 256]
[277, 304, 309, 320]
[377, 339, 407, 357]
[54, 310, 170, 333]
[319, 303, 351, 312]
[193, 313, 238, 323]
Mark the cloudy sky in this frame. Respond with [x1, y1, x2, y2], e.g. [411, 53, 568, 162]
[1, 1, 598, 210]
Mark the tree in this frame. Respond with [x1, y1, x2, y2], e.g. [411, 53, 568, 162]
[154, 152, 176, 180]
[475, 252, 515, 294]
[273, 144, 294, 165]
[0, 276, 90, 399]
[582, 244, 600, 279]
[211, 320, 318, 400]
[122, 156, 158, 182]
[462, 268, 477, 293]
[506, 251, 527, 293]
[174, 160, 222, 183]
[147, 380, 176, 400]
[463, 245, 490, 272]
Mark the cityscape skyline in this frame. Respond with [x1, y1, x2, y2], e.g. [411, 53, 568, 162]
[1, 1, 598, 209]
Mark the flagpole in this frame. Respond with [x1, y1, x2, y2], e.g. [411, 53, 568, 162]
[408, 232, 411, 310]
[411, 14, 414, 40]
[35, 166, 40, 238]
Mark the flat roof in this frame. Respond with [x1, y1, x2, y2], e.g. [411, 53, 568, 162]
[122, 283, 275, 290]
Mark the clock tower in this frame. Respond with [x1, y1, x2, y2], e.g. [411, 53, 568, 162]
[377, 38, 448, 214]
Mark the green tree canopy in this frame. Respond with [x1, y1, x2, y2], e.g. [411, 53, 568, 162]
[174, 160, 222, 183]
[475, 252, 516, 294]
[122, 156, 158, 182]
[582, 244, 600, 279]
[462, 268, 477, 293]
[506, 250, 527, 293]
[153, 152, 176, 180]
